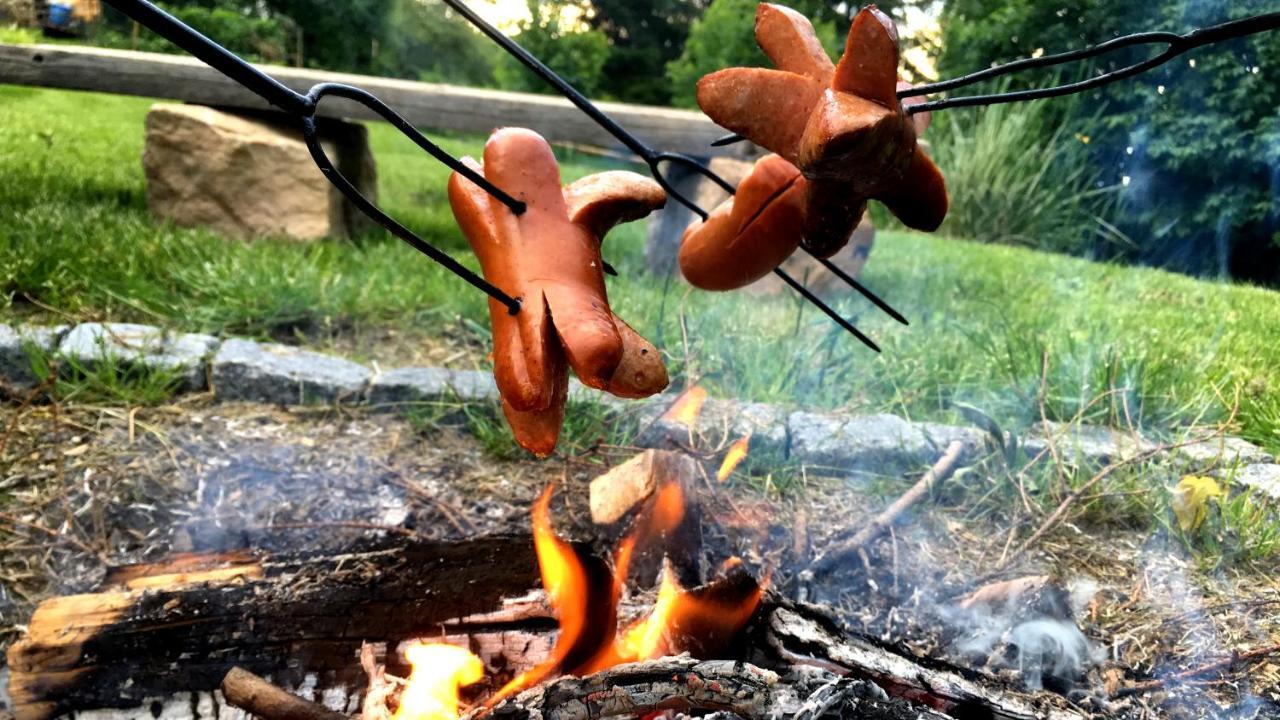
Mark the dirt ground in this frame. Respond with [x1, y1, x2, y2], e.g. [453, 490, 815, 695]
[1, 398, 1278, 718]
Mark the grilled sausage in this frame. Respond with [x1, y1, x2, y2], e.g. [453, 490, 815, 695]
[678, 154, 806, 290]
[448, 129, 668, 456]
[694, 4, 948, 260]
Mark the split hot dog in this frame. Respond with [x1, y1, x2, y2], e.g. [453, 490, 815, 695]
[448, 128, 669, 456]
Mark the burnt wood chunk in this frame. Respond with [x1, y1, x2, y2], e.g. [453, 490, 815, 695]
[6, 536, 543, 720]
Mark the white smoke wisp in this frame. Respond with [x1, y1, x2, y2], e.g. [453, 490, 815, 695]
[1008, 618, 1094, 692]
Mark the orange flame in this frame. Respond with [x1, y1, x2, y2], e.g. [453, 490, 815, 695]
[662, 386, 707, 427]
[605, 565, 765, 666]
[460, 479, 762, 709]
[491, 485, 617, 704]
[393, 643, 484, 720]
[717, 435, 752, 482]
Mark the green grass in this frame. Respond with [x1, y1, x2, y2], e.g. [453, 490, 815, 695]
[4, 85, 1280, 453]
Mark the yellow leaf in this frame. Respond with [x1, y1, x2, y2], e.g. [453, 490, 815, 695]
[1170, 475, 1225, 532]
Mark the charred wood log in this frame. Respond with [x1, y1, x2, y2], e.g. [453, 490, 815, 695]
[6, 536, 546, 720]
[760, 600, 1087, 720]
[474, 657, 779, 720]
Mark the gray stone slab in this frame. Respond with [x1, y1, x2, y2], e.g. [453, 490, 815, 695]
[788, 412, 934, 475]
[1022, 421, 1158, 467]
[917, 421, 989, 462]
[212, 338, 371, 405]
[58, 322, 218, 390]
[638, 395, 789, 456]
[1175, 436, 1273, 469]
[1224, 464, 1280, 500]
[0, 323, 65, 390]
[367, 366, 499, 405]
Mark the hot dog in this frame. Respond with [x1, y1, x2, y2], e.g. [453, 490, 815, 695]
[448, 128, 669, 456]
[678, 154, 806, 291]
[694, 3, 949, 260]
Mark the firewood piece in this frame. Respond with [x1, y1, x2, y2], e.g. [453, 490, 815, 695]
[589, 449, 694, 524]
[6, 536, 546, 720]
[221, 667, 350, 720]
[810, 441, 965, 575]
[476, 657, 779, 720]
[764, 602, 1087, 720]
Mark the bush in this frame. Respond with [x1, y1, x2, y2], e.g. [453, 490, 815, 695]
[95, 3, 291, 64]
[923, 91, 1125, 256]
[665, 0, 840, 109]
[938, 0, 1280, 283]
[494, 1, 609, 97]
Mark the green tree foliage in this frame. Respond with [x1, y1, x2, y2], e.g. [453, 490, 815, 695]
[494, 1, 610, 97]
[938, 0, 1280, 283]
[665, 0, 844, 108]
[583, 0, 707, 105]
[373, 0, 499, 86]
[96, 1, 291, 64]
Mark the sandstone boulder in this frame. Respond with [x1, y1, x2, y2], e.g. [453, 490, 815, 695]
[143, 103, 377, 240]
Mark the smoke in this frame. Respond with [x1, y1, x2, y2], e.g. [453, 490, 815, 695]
[942, 577, 1100, 693]
[1008, 619, 1094, 692]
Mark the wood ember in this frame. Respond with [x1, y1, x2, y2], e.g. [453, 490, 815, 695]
[475, 657, 779, 720]
[590, 449, 704, 588]
[589, 449, 696, 524]
[222, 667, 349, 720]
[6, 536, 547, 720]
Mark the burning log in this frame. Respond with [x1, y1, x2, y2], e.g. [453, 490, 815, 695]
[5, 536, 547, 720]
[809, 440, 966, 575]
[589, 449, 704, 588]
[222, 667, 350, 720]
[589, 449, 697, 525]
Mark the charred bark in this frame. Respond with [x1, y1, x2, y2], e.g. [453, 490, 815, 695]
[6, 536, 545, 720]
[760, 600, 1087, 720]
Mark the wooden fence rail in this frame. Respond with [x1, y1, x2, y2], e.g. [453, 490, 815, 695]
[0, 42, 745, 158]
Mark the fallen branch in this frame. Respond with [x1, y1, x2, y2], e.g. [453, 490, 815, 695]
[1111, 643, 1280, 698]
[810, 441, 966, 575]
[474, 657, 778, 720]
[221, 667, 349, 720]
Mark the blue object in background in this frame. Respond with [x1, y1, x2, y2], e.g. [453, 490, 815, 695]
[46, 3, 74, 29]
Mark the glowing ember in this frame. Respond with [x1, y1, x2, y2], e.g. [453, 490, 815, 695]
[394, 643, 484, 720]
[717, 435, 752, 482]
[662, 386, 708, 427]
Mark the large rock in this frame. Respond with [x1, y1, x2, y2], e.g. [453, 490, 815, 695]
[788, 412, 939, 475]
[144, 103, 377, 240]
[0, 323, 65, 391]
[1175, 436, 1273, 469]
[212, 339, 371, 405]
[1021, 421, 1158, 468]
[644, 156, 754, 276]
[638, 394, 789, 457]
[1224, 464, 1280, 499]
[366, 367, 497, 405]
[58, 322, 218, 391]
